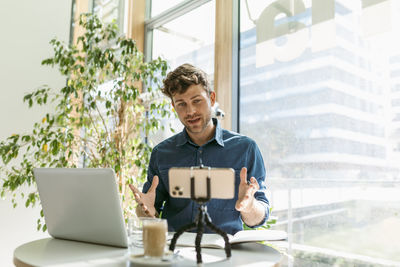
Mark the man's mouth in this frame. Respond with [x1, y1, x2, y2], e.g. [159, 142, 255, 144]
[187, 117, 201, 124]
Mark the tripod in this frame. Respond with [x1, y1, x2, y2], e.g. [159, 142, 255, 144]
[168, 167, 232, 264]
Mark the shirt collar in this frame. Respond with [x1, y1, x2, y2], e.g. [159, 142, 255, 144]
[176, 118, 224, 147]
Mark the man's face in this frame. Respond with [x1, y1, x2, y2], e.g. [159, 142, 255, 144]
[172, 84, 216, 136]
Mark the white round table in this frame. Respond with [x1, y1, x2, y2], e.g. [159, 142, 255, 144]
[14, 237, 282, 267]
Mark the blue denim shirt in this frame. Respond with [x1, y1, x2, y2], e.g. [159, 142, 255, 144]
[142, 119, 269, 235]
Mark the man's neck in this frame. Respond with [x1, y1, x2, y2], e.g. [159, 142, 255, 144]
[187, 121, 216, 147]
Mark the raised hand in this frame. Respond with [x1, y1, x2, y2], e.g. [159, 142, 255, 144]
[235, 167, 259, 212]
[129, 176, 159, 218]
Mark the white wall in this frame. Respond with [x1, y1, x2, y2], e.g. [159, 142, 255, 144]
[0, 1, 72, 266]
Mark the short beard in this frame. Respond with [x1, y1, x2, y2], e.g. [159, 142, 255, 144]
[185, 111, 212, 134]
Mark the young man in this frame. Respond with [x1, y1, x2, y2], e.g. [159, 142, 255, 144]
[129, 64, 269, 234]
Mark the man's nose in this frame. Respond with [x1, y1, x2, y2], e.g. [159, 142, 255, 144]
[186, 104, 195, 114]
[186, 104, 196, 115]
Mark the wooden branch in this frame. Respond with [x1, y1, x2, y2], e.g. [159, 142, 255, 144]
[94, 102, 111, 144]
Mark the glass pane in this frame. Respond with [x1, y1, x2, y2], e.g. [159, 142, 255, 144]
[150, 0, 216, 144]
[240, 0, 400, 266]
[150, 0, 186, 17]
[93, 0, 124, 31]
[152, 1, 215, 72]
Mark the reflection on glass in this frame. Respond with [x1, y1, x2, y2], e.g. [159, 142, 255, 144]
[150, 0, 216, 144]
[240, 0, 400, 265]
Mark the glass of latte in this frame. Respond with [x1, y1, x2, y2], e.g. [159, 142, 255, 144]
[142, 218, 168, 259]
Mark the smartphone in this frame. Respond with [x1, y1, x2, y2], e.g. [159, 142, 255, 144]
[168, 167, 235, 199]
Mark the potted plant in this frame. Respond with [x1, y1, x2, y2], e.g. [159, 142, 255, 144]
[0, 13, 174, 231]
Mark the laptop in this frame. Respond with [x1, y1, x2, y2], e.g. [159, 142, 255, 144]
[34, 168, 128, 248]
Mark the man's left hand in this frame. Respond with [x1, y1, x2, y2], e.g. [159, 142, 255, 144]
[235, 167, 259, 212]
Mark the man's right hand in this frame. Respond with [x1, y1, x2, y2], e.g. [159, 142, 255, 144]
[129, 175, 159, 218]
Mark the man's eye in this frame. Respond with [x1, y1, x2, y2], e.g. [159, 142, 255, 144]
[193, 99, 201, 104]
[177, 103, 185, 107]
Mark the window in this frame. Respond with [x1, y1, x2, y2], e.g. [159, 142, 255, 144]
[146, 0, 216, 143]
[240, 0, 400, 265]
[150, 0, 215, 73]
[93, 0, 125, 32]
[150, 0, 186, 17]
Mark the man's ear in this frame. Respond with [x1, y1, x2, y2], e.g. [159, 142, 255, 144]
[210, 91, 216, 106]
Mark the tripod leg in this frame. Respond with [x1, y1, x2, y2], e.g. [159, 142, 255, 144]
[169, 222, 196, 252]
[204, 214, 232, 258]
[195, 210, 205, 264]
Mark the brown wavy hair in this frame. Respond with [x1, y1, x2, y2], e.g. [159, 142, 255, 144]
[162, 63, 212, 99]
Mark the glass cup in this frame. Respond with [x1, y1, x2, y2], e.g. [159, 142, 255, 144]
[127, 216, 149, 254]
[142, 218, 168, 259]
